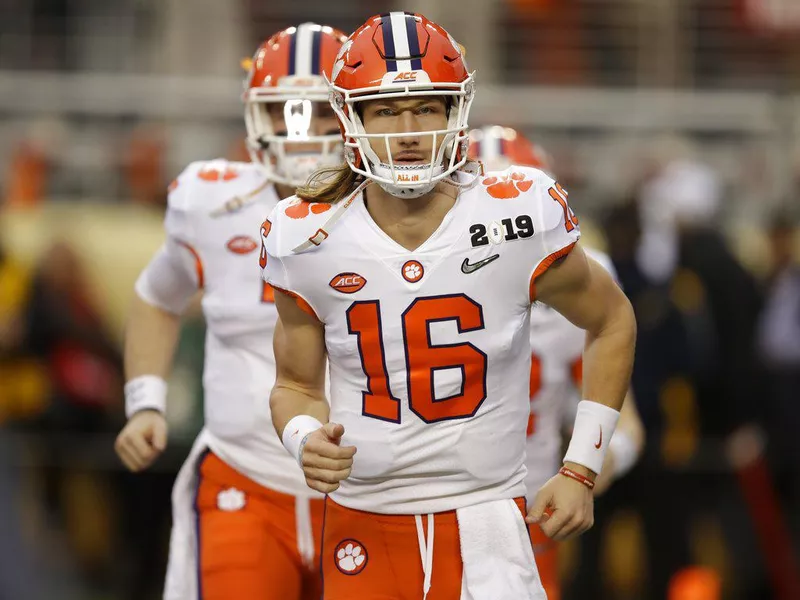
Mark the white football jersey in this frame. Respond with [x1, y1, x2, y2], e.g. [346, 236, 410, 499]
[263, 166, 581, 514]
[156, 159, 319, 497]
[525, 249, 617, 502]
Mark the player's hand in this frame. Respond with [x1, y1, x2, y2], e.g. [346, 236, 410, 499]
[301, 422, 357, 494]
[115, 410, 168, 472]
[526, 462, 595, 540]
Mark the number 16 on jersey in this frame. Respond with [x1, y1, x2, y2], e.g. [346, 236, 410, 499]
[346, 294, 488, 424]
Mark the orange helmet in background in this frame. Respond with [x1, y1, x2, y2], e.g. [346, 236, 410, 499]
[243, 23, 348, 186]
[330, 12, 475, 198]
[468, 125, 553, 174]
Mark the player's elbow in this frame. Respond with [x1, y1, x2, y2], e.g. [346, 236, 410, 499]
[613, 291, 637, 346]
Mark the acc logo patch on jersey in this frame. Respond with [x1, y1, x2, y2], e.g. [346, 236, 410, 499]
[285, 199, 333, 220]
[482, 172, 533, 199]
[226, 235, 258, 255]
[334, 539, 367, 575]
[329, 272, 367, 294]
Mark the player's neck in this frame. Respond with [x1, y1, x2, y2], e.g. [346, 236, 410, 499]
[275, 182, 295, 200]
[363, 182, 458, 252]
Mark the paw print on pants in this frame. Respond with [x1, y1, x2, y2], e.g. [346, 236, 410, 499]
[335, 539, 367, 575]
[285, 199, 332, 219]
[481, 172, 534, 199]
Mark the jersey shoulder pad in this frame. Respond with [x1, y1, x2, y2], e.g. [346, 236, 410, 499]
[473, 164, 574, 236]
[167, 159, 267, 213]
[266, 195, 339, 258]
[476, 164, 552, 201]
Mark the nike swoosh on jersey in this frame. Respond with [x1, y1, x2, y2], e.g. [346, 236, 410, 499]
[461, 254, 500, 274]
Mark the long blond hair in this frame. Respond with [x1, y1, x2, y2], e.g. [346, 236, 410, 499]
[296, 163, 363, 204]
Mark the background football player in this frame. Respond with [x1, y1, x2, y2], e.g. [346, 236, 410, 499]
[114, 23, 345, 600]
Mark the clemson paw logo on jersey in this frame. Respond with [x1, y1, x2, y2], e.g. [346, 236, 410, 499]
[285, 199, 333, 219]
[334, 539, 367, 575]
[481, 172, 533, 199]
[197, 166, 239, 182]
[330, 272, 367, 294]
[226, 235, 258, 255]
[402, 260, 424, 283]
[167, 179, 179, 192]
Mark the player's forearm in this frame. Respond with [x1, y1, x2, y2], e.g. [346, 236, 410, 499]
[562, 289, 636, 479]
[124, 294, 182, 380]
[580, 289, 636, 412]
[270, 384, 329, 437]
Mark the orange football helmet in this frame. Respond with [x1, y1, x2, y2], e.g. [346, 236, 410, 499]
[329, 12, 475, 198]
[468, 125, 553, 173]
[243, 23, 348, 186]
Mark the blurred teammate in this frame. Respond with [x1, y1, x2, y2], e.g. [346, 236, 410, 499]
[470, 125, 645, 599]
[261, 13, 636, 599]
[114, 24, 347, 600]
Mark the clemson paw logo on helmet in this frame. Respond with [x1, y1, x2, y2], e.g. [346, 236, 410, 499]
[197, 166, 239, 182]
[334, 539, 367, 575]
[331, 39, 353, 82]
[482, 172, 534, 199]
[285, 199, 333, 219]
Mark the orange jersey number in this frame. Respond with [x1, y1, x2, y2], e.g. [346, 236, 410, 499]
[347, 295, 487, 424]
[548, 183, 579, 233]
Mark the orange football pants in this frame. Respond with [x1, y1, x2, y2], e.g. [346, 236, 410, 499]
[529, 523, 560, 600]
[194, 452, 324, 600]
[321, 496, 533, 600]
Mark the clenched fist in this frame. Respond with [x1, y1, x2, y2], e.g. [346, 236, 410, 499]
[527, 462, 595, 540]
[115, 410, 168, 472]
[300, 422, 357, 494]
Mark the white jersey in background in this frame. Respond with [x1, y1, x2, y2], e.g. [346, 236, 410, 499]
[136, 158, 317, 497]
[525, 249, 618, 500]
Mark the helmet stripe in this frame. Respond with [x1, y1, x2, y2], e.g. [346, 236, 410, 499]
[388, 12, 412, 72]
[482, 130, 501, 160]
[295, 23, 314, 76]
[310, 28, 322, 74]
[287, 29, 297, 75]
[380, 14, 397, 71]
[404, 14, 423, 71]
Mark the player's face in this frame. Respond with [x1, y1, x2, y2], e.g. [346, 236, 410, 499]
[266, 101, 340, 153]
[359, 97, 449, 165]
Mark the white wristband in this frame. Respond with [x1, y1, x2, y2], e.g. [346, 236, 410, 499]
[124, 375, 167, 419]
[608, 430, 639, 479]
[563, 400, 621, 475]
[281, 415, 324, 466]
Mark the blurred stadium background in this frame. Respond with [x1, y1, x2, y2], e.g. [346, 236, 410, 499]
[0, 0, 799, 598]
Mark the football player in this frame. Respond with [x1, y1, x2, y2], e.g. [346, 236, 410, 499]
[262, 13, 636, 600]
[114, 23, 346, 600]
